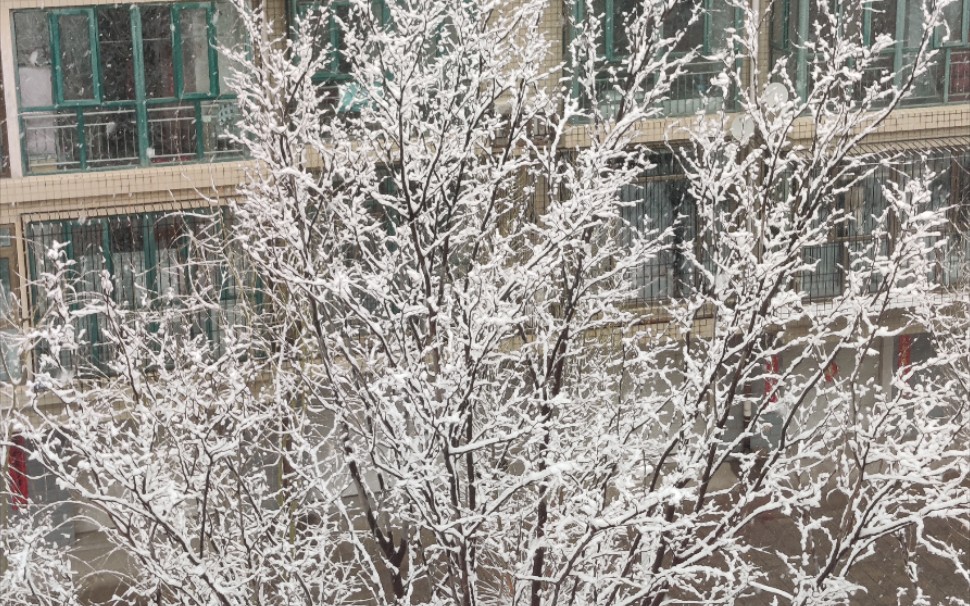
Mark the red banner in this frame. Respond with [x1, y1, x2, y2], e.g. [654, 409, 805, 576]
[898, 334, 912, 378]
[8, 435, 29, 509]
[764, 355, 780, 404]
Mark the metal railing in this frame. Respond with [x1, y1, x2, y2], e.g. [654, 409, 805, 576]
[19, 98, 244, 174]
[583, 57, 734, 119]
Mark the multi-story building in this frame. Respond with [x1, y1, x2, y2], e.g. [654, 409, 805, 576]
[0, 0, 967, 601]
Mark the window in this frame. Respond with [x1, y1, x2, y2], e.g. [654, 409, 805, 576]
[802, 166, 891, 300]
[571, 0, 737, 117]
[292, 1, 354, 83]
[289, 0, 391, 113]
[620, 155, 699, 302]
[920, 151, 970, 286]
[13, 2, 246, 174]
[0, 229, 20, 383]
[1, 56, 9, 177]
[771, 0, 970, 104]
[27, 210, 246, 373]
[800, 149, 969, 300]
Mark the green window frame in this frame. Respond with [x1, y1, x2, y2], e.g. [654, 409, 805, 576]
[13, 2, 243, 174]
[569, 0, 739, 117]
[16, 4, 221, 110]
[571, 0, 737, 63]
[289, 0, 390, 84]
[27, 210, 253, 373]
[771, 0, 970, 103]
[50, 9, 102, 105]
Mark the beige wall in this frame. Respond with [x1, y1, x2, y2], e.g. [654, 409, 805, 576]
[0, 0, 967, 392]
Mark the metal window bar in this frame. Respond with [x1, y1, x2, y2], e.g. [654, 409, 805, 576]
[620, 164, 698, 304]
[799, 150, 970, 300]
[26, 210, 249, 374]
[20, 100, 242, 173]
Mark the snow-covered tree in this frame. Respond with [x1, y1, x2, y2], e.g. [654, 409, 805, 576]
[3, 0, 968, 604]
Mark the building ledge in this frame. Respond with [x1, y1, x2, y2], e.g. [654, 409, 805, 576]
[0, 159, 255, 208]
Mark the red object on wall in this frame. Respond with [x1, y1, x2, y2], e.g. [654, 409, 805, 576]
[8, 435, 29, 509]
[898, 334, 913, 378]
[824, 360, 839, 383]
[764, 355, 780, 404]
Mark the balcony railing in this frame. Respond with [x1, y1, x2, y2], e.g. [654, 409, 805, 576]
[582, 57, 735, 119]
[19, 99, 244, 174]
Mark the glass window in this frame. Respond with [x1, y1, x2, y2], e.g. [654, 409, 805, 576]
[294, 0, 389, 81]
[903, 0, 925, 47]
[98, 7, 136, 102]
[620, 159, 696, 302]
[803, 243, 844, 299]
[109, 216, 148, 309]
[0, 258, 12, 317]
[771, 0, 969, 105]
[709, 1, 735, 53]
[870, 0, 899, 41]
[612, 0, 638, 57]
[574, 0, 736, 116]
[154, 218, 189, 298]
[27, 211, 242, 373]
[14, 12, 53, 108]
[57, 12, 97, 102]
[0, 329, 20, 383]
[180, 8, 213, 95]
[13, 3, 245, 173]
[215, 0, 248, 94]
[142, 6, 176, 99]
[668, 4, 705, 54]
[941, 0, 965, 43]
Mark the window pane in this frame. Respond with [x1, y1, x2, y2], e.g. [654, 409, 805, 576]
[215, 0, 248, 94]
[0, 328, 20, 383]
[142, 6, 176, 99]
[903, 0, 925, 47]
[592, 0, 608, 58]
[333, 3, 352, 74]
[71, 222, 108, 366]
[770, 0, 788, 50]
[180, 8, 212, 95]
[109, 216, 147, 308]
[709, 1, 734, 52]
[668, 5, 705, 54]
[841, 172, 888, 237]
[154, 218, 188, 298]
[622, 180, 678, 300]
[98, 7, 136, 102]
[870, 0, 898, 41]
[58, 13, 96, 101]
[803, 243, 844, 298]
[0, 258, 12, 317]
[941, 0, 964, 43]
[613, 0, 639, 57]
[14, 12, 53, 108]
[295, 4, 332, 70]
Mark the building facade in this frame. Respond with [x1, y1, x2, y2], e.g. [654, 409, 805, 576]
[0, 0, 968, 601]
